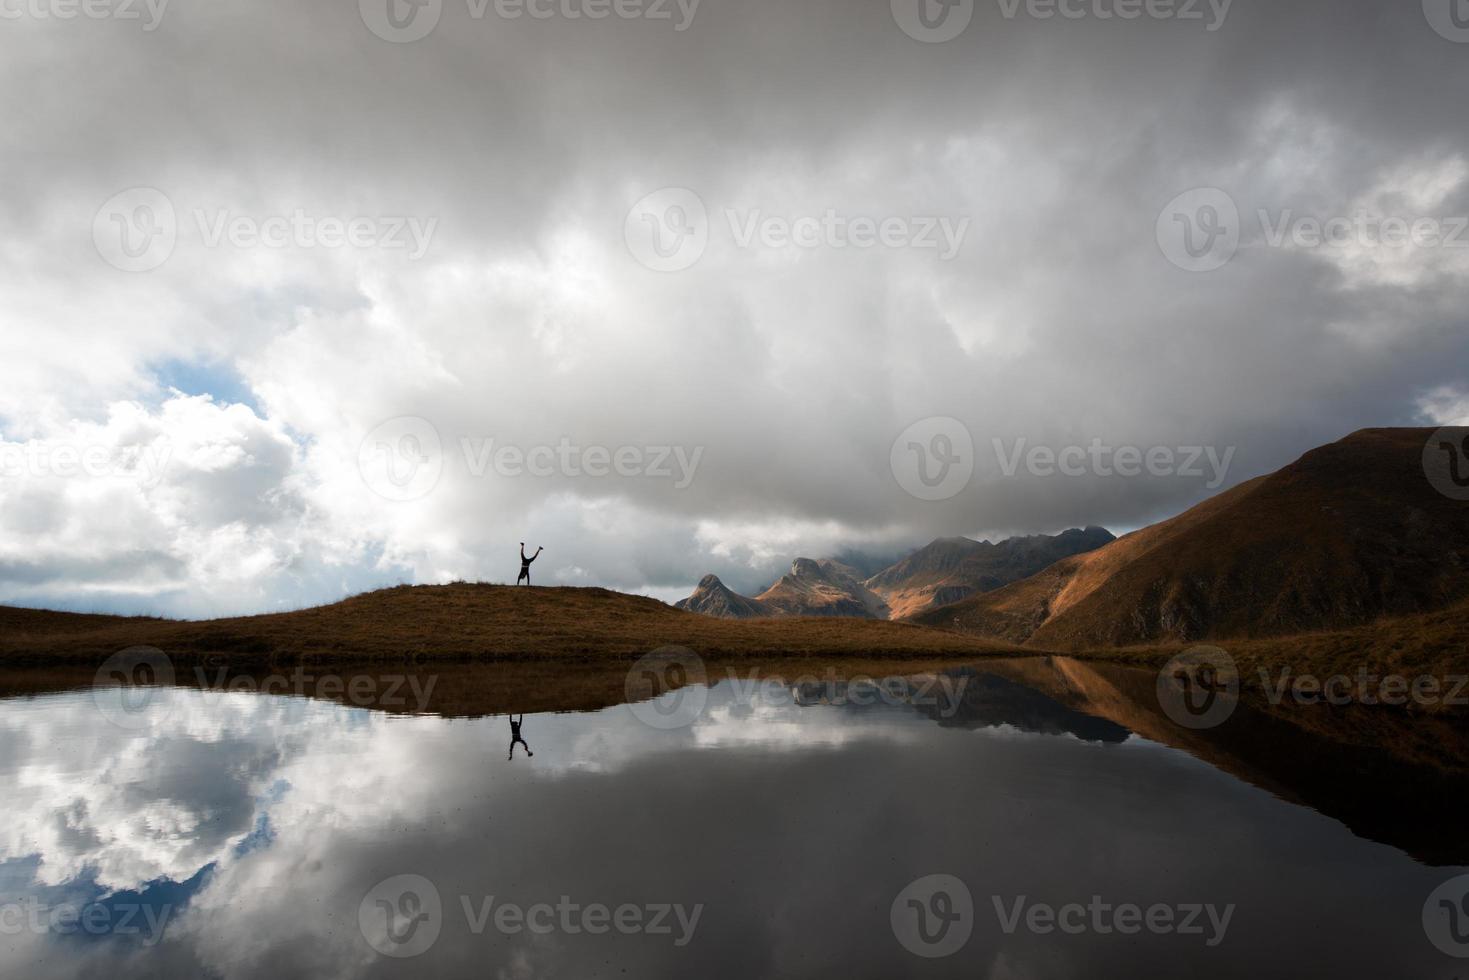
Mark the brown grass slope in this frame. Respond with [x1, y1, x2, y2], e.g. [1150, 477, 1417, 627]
[0, 583, 1018, 666]
[910, 428, 1469, 649]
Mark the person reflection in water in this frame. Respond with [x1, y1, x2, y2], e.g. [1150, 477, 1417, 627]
[508, 714, 533, 760]
[517, 542, 543, 585]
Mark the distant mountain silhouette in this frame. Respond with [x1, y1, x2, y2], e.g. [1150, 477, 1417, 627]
[865, 527, 1115, 618]
[674, 574, 771, 618]
[757, 559, 891, 617]
[909, 428, 1469, 648]
[675, 528, 1114, 620]
[676, 559, 887, 618]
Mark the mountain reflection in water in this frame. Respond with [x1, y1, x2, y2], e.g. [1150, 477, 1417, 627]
[0, 656, 1465, 980]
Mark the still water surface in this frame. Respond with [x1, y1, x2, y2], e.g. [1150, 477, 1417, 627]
[0, 661, 1466, 979]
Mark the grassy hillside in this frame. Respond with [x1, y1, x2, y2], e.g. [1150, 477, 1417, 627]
[910, 428, 1469, 649]
[0, 583, 1018, 666]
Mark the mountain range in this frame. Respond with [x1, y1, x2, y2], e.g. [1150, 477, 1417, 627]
[675, 527, 1116, 620]
[911, 428, 1469, 648]
[677, 428, 1469, 653]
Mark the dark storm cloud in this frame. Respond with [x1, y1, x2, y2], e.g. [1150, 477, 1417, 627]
[2, 0, 1467, 610]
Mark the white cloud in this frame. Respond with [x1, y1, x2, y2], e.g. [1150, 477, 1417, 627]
[2, 0, 1468, 615]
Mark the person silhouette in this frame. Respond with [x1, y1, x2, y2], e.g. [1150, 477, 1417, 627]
[508, 714, 533, 760]
[517, 543, 543, 585]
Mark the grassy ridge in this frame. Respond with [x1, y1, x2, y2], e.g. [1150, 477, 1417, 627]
[0, 583, 1018, 666]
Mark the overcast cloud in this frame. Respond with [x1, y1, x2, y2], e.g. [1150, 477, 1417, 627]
[2, 0, 1468, 615]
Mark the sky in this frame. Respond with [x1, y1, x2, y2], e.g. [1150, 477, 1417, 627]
[2, 0, 1469, 617]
